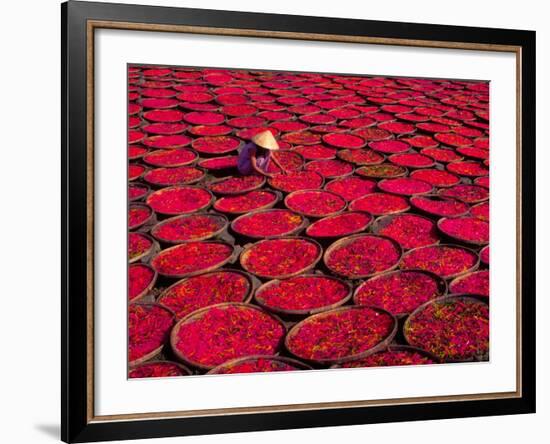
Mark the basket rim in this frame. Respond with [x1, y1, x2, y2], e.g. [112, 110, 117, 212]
[305, 210, 373, 239]
[371, 212, 441, 250]
[197, 155, 239, 171]
[304, 159, 355, 180]
[128, 360, 193, 377]
[351, 127, 394, 142]
[142, 148, 198, 168]
[231, 208, 308, 239]
[150, 212, 229, 244]
[145, 185, 214, 216]
[170, 302, 286, 370]
[434, 131, 475, 148]
[142, 133, 193, 150]
[207, 175, 267, 196]
[128, 302, 176, 368]
[253, 272, 354, 316]
[128, 183, 151, 202]
[190, 135, 244, 155]
[143, 166, 206, 187]
[402, 294, 489, 363]
[128, 163, 148, 181]
[128, 232, 157, 264]
[284, 305, 398, 365]
[213, 189, 281, 215]
[409, 194, 470, 218]
[321, 132, 368, 149]
[330, 344, 442, 368]
[182, 110, 227, 126]
[352, 268, 448, 317]
[128, 145, 149, 160]
[323, 233, 403, 280]
[399, 243, 481, 280]
[335, 148, 386, 166]
[267, 171, 325, 193]
[128, 263, 158, 302]
[348, 192, 411, 216]
[437, 184, 489, 203]
[355, 164, 409, 179]
[151, 239, 238, 279]
[128, 203, 154, 230]
[156, 269, 256, 319]
[220, 104, 259, 117]
[281, 129, 322, 146]
[437, 216, 490, 247]
[448, 269, 490, 296]
[479, 245, 490, 265]
[284, 188, 347, 219]
[240, 236, 323, 280]
[377, 177, 434, 196]
[388, 152, 437, 170]
[206, 354, 313, 375]
[188, 124, 234, 137]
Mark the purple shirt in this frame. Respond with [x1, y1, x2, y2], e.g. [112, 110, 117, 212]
[237, 142, 269, 175]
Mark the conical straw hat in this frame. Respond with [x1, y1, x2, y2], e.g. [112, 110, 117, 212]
[251, 130, 279, 150]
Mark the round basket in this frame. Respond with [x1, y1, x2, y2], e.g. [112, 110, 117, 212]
[142, 148, 198, 168]
[151, 240, 238, 279]
[330, 345, 441, 368]
[352, 269, 448, 318]
[377, 177, 434, 196]
[207, 355, 313, 375]
[170, 302, 286, 370]
[157, 269, 257, 319]
[129, 232, 157, 263]
[151, 213, 228, 244]
[304, 159, 355, 180]
[129, 183, 151, 202]
[240, 237, 323, 280]
[323, 234, 403, 279]
[128, 263, 158, 302]
[284, 189, 347, 219]
[305, 211, 373, 240]
[143, 166, 206, 187]
[267, 171, 325, 194]
[437, 217, 490, 246]
[349, 193, 411, 216]
[370, 213, 440, 250]
[207, 175, 266, 195]
[399, 244, 480, 280]
[479, 245, 490, 266]
[129, 360, 193, 378]
[146, 186, 214, 216]
[231, 209, 308, 239]
[449, 271, 490, 298]
[213, 190, 281, 215]
[128, 303, 176, 368]
[191, 136, 244, 157]
[285, 305, 398, 365]
[356, 164, 408, 179]
[128, 203, 154, 230]
[409, 194, 470, 218]
[403, 295, 489, 363]
[254, 273, 353, 316]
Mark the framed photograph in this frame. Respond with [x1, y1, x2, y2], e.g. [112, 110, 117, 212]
[62, 1, 535, 442]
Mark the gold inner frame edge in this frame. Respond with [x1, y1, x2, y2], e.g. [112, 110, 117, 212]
[85, 19, 523, 423]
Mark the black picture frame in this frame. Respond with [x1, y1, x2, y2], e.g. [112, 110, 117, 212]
[62, 1, 536, 442]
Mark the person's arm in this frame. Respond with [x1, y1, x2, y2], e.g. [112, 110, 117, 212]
[269, 152, 289, 175]
[251, 149, 288, 176]
[250, 151, 271, 176]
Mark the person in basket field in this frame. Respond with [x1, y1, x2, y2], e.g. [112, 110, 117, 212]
[237, 130, 287, 176]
